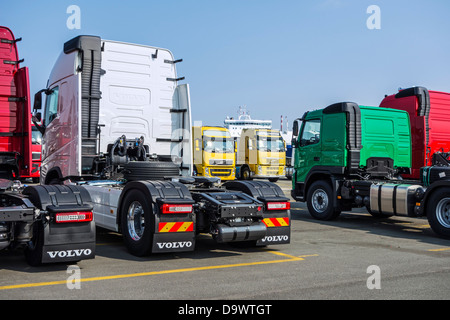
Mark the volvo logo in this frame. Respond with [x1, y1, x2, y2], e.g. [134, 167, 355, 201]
[260, 235, 289, 242]
[156, 241, 193, 249]
[47, 249, 92, 259]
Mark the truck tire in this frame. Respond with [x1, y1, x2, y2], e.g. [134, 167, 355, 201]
[240, 167, 252, 180]
[426, 188, 450, 239]
[120, 189, 155, 256]
[24, 221, 44, 267]
[123, 161, 180, 181]
[307, 181, 341, 221]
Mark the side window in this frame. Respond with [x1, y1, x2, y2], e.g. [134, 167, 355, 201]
[300, 119, 321, 146]
[44, 86, 59, 126]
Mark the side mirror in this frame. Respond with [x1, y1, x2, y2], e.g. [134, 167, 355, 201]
[33, 88, 49, 111]
[292, 121, 299, 137]
[33, 90, 42, 111]
[291, 119, 301, 148]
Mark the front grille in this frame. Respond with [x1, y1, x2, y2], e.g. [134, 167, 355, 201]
[210, 169, 232, 177]
[264, 166, 280, 175]
[32, 152, 41, 161]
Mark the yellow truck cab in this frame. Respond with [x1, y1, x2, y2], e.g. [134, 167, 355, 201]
[236, 129, 286, 182]
[192, 126, 235, 180]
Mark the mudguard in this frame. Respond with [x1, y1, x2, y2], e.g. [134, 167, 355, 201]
[23, 185, 95, 264]
[223, 180, 291, 246]
[118, 180, 196, 253]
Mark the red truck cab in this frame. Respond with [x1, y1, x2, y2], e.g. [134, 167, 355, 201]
[380, 87, 450, 180]
[0, 26, 32, 180]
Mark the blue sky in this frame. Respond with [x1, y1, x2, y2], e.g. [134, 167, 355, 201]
[2, 0, 449, 128]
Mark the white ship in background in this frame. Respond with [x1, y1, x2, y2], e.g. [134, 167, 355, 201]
[224, 106, 272, 138]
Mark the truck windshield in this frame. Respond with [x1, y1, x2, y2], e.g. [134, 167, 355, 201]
[203, 137, 234, 153]
[257, 136, 285, 152]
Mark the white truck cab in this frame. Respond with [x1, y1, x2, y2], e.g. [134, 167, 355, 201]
[35, 36, 192, 184]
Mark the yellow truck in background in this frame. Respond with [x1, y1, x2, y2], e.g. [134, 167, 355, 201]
[192, 126, 236, 180]
[236, 129, 286, 182]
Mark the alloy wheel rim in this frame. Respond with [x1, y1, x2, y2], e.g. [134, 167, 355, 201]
[436, 198, 450, 228]
[312, 189, 328, 213]
[127, 201, 145, 241]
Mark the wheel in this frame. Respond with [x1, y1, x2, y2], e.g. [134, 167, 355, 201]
[306, 181, 341, 220]
[241, 167, 252, 180]
[24, 221, 44, 266]
[268, 178, 279, 182]
[123, 161, 180, 181]
[120, 189, 155, 256]
[427, 189, 450, 239]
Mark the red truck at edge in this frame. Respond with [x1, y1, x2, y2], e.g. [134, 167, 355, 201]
[0, 26, 32, 180]
[380, 87, 450, 180]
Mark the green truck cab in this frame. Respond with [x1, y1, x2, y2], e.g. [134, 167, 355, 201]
[291, 102, 450, 239]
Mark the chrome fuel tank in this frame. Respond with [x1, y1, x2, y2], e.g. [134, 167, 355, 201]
[370, 183, 423, 217]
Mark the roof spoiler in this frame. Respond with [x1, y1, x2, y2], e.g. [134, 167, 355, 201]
[395, 86, 430, 117]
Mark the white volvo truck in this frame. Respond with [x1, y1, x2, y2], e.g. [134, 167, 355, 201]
[33, 36, 291, 256]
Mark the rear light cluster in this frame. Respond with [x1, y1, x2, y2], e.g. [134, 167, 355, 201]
[266, 202, 290, 211]
[160, 204, 193, 214]
[55, 211, 93, 223]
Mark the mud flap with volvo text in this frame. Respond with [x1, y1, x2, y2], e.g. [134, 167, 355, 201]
[223, 180, 291, 246]
[23, 185, 95, 265]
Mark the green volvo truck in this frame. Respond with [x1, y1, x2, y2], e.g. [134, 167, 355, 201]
[291, 102, 450, 239]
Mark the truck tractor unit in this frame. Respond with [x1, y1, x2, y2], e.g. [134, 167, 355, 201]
[379, 86, 450, 180]
[192, 126, 236, 180]
[236, 129, 286, 182]
[291, 102, 450, 239]
[33, 35, 290, 256]
[0, 26, 32, 180]
[0, 27, 95, 266]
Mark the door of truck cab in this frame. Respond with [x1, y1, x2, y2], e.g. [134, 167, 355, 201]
[294, 118, 322, 183]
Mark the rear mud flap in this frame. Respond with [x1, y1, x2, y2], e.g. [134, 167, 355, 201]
[223, 180, 291, 246]
[257, 212, 291, 246]
[41, 221, 96, 264]
[21, 185, 96, 264]
[256, 224, 290, 246]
